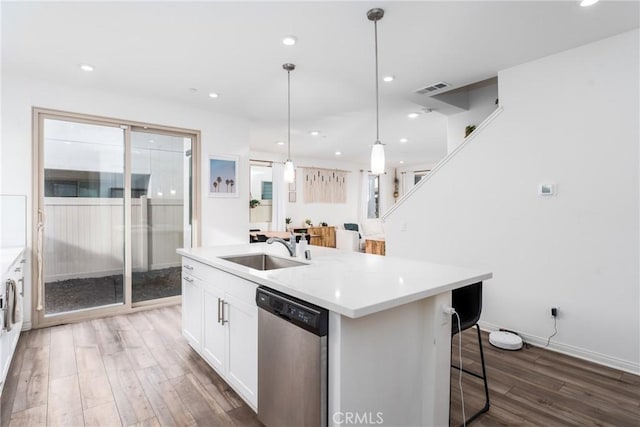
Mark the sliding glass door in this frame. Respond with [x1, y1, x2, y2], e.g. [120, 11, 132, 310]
[42, 118, 126, 315]
[131, 130, 192, 303]
[34, 110, 199, 326]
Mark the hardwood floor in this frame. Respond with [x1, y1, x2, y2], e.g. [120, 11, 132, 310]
[450, 328, 640, 426]
[1, 306, 261, 427]
[2, 306, 638, 426]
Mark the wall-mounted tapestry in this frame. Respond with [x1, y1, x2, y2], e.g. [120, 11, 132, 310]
[302, 168, 347, 204]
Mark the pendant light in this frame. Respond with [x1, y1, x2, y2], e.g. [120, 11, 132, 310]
[368, 8, 385, 175]
[283, 63, 296, 183]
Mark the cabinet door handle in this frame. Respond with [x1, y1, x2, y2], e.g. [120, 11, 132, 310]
[217, 298, 222, 324]
[18, 278, 24, 297]
[184, 276, 194, 283]
[221, 300, 228, 325]
[184, 264, 194, 270]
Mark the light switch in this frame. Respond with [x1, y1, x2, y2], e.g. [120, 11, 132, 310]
[538, 184, 556, 196]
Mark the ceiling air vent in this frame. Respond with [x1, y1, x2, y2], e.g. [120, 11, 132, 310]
[415, 81, 450, 95]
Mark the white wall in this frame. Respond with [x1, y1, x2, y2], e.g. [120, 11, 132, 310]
[397, 162, 439, 197]
[250, 151, 363, 228]
[0, 195, 26, 248]
[1, 73, 250, 327]
[385, 30, 640, 373]
[446, 82, 499, 153]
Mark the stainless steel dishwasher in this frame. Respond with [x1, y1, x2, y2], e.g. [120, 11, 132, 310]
[256, 286, 328, 427]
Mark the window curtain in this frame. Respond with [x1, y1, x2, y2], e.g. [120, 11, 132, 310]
[358, 170, 369, 225]
[271, 163, 287, 231]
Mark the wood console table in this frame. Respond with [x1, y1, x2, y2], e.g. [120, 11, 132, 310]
[293, 226, 336, 248]
[365, 238, 386, 256]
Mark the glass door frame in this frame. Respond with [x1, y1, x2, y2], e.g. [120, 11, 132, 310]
[31, 107, 201, 329]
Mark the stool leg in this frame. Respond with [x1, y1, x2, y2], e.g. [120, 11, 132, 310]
[462, 325, 490, 426]
[476, 325, 490, 411]
[450, 326, 491, 426]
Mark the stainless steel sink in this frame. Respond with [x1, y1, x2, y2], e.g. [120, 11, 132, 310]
[220, 253, 307, 271]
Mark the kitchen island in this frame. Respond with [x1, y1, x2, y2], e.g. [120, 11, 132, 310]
[178, 243, 491, 426]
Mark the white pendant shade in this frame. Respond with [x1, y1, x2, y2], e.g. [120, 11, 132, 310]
[284, 160, 295, 183]
[371, 142, 385, 175]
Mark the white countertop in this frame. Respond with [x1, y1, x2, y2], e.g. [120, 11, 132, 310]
[178, 243, 491, 318]
[178, 243, 492, 318]
[2, 247, 24, 275]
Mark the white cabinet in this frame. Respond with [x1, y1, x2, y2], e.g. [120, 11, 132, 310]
[1, 249, 25, 394]
[182, 273, 203, 350]
[225, 293, 257, 405]
[202, 285, 225, 373]
[181, 257, 258, 410]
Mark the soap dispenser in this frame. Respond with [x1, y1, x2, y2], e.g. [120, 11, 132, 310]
[297, 234, 308, 258]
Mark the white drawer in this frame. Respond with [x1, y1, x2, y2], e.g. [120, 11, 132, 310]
[182, 257, 257, 302]
[182, 258, 210, 281]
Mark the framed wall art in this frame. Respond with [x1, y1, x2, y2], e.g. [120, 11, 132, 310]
[208, 154, 239, 197]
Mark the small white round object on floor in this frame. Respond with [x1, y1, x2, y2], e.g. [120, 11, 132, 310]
[489, 331, 523, 350]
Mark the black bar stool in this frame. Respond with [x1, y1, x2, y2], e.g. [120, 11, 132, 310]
[451, 282, 490, 426]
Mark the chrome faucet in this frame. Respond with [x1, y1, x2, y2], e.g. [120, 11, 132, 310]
[266, 232, 297, 257]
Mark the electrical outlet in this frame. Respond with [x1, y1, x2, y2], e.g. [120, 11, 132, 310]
[441, 305, 455, 325]
[551, 307, 559, 317]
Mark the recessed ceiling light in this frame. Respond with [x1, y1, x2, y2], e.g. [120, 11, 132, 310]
[383, 75, 395, 82]
[282, 35, 297, 46]
[310, 131, 320, 136]
[580, 0, 599, 6]
[399, 160, 404, 164]
[400, 138, 408, 143]
[408, 112, 420, 119]
[275, 141, 285, 145]
[335, 151, 342, 156]
[208, 92, 219, 98]
[80, 64, 94, 72]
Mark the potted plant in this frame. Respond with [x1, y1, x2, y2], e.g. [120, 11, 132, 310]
[285, 217, 292, 231]
[250, 199, 261, 209]
[465, 125, 476, 138]
[304, 219, 312, 227]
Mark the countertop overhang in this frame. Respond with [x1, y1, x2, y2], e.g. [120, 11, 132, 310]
[178, 243, 492, 319]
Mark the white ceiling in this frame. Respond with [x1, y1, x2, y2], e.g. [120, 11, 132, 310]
[3, 1, 639, 167]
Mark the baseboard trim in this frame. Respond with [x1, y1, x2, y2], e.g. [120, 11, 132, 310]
[21, 321, 32, 331]
[479, 321, 640, 375]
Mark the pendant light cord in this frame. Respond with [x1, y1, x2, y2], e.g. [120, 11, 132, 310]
[374, 19, 380, 142]
[287, 68, 291, 160]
